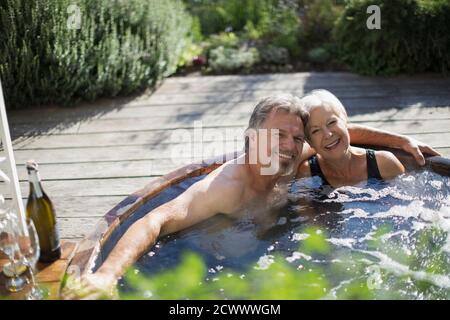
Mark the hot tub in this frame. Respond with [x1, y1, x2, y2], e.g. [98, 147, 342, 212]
[65, 148, 450, 299]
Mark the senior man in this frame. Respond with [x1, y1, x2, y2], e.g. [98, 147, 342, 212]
[63, 93, 438, 299]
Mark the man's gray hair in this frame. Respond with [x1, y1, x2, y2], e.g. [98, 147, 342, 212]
[245, 93, 308, 150]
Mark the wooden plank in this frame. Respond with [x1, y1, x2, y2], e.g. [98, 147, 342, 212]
[11, 107, 450, 150]
[348, 106, 450, 122]
[8, 131, 450, 181]
[8, 103, 254, 124]
[54, 196, 124, 218]
[120, 90, 450, 107]
[36, 260, 69, 283]
[13, 160, 177, 180]
[15, 196, 124, 218]
[1, 177, 156, 198]
[8, 102, 450, 127]
[157, 79, 450, 94]
[10, 116, 246, 136]
[157, 73, 450, 93]
[9, 125, 450, 166]
[13, 129, 245, 150]
[11, 141, 241, 164]
[9, 115, 450, 137]
[3, 146, 449, 199]
[435, 147, 450, 157]
[146, 87, 450, 103]
[58, 217, 102, 239]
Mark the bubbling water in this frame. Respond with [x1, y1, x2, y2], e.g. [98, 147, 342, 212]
[122, 169, 450, 299]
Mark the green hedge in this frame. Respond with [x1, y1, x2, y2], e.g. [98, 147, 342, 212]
[335, 0, 450, 75]
[0, 0, 192, 108]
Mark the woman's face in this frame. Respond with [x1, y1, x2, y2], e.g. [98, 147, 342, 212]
[306, 104, 350, 160]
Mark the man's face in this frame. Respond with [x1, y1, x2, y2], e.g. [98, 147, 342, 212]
[258, 109, 305, 175]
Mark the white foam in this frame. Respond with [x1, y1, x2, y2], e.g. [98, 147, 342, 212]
[359, 249, 450, 289]
[254, 255, 275, 270]
[291, 233, 310, 242]
[327, 238, 356, 248]
[286, 251, 312, 263]
[430, 180, 443, 190]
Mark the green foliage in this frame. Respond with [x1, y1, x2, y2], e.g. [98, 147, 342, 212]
[299, 0, 343, 49]
[185, 0, 304, 59]
[307, 47, 331, 64]
[183, 0, 276, 36]
[122, 252, 213, 299]
[0, 0, 192, 108]
[334, 0, 450, 75]
[208, 46, 260, 73]
[206, 32, 240, 50]
[258, 45, 290, 65]
[117, 224, 450, 300]
[177, 42, 204, 69]
[300, 226, 331, 255]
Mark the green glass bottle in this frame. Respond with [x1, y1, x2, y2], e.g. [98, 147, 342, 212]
[25, 160, 61, 263]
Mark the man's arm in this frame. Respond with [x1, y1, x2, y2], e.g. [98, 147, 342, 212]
[62, 168, 243, 299]
[347, 124, 440, 166]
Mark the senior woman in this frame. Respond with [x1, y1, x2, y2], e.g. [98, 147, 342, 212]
[296, 89, 405, 188]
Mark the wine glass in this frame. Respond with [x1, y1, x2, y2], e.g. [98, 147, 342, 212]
[19, 219, 43, 300]
[0, 209, 27, 292]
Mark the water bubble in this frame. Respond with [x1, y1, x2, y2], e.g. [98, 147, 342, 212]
[254, 255, 275, 270]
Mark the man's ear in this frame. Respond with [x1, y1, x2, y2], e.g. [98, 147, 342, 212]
[245, 128, 257, 147]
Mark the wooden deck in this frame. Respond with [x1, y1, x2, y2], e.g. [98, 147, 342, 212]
[3, 72, 450, 242]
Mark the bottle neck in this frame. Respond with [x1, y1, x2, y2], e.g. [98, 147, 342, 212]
[28, 169, 44, 198]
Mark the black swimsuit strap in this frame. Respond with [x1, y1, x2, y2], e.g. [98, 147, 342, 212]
[308, 149, 383, 186]
[308, 155, 331, 186]
[366, 149, 383, 180]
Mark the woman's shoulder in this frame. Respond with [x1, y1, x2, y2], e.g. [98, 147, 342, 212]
[373, 150, 405, 179]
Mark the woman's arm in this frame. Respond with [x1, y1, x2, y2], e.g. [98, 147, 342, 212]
[375, 150, 405, 179]
[348, 124, 440, 166]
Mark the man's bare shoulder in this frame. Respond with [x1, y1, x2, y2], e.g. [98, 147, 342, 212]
[296, 159, 311, 179]
[189, 160, 249, 214]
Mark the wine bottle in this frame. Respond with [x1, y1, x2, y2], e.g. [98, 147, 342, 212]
[25, 160, 61, 263]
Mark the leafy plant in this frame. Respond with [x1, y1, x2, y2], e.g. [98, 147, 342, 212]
[334, 0, 450, 75]
[117, 225, 450, 300]
[207, 46, 260, 73]
[0, 0, 192, 108]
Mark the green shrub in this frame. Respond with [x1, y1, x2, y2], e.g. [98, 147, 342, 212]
[185, 0, 303, 59]
[307, 47, 331, 64]
[183, 0, 276, 36]
[334, 0, 450, 75]
[258, 45, 290, 65]
[206, 32, 240, 50]
[208, 46, 260, 73]
[299, 0, 343, 50]
[0, 0, 192, 108]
